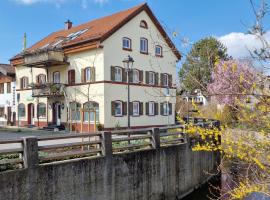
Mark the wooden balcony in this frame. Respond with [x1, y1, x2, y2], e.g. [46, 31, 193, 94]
[23, 50, 68, 68]
[31, 83, 66, 97]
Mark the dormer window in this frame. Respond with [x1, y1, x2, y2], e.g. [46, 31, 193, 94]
[140, 20, 148, 29]
[122, 37, 132, 51]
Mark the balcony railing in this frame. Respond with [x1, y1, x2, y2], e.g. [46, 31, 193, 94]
[31, 83, 66, 97]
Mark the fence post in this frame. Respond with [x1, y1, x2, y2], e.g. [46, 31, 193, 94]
[151, 128, 160, 149]
[102, 131, 112, 157]
[22, 137, 39, 168]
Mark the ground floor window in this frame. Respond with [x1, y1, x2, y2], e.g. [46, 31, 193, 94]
[114, 101, 123, 116]
[83, 101, 99, 122]
[37, 103, 46, 118]
[0, 107, 4, 117]
[18, 103, 25, 117]
[70, 102, 81, 121]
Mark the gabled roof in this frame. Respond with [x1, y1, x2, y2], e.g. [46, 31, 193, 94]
[10, 3, 181, 63]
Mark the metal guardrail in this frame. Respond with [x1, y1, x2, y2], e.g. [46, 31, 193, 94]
[0, 126, 186, 171]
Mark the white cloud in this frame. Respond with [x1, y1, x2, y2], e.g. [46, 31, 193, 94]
[218, 31, 270, 59]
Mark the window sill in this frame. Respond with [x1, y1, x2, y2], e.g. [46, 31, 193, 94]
[140, 51, 148, 55]
[122, 48, 132, 52]
[132, 114, 140, 117]
[155, 55, 163, 58]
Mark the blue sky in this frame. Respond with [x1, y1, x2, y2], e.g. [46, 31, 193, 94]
[0, 0, 269, 66]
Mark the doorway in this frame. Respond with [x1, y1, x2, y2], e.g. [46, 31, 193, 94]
[27, 103, 34, 125]
[52, 102, 61, 126]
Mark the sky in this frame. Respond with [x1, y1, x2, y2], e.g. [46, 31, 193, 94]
[0, 0, 270, 73]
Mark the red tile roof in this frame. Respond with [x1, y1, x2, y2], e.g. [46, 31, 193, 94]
[11, 3, 181, 61]
[0, 64, 15, 75]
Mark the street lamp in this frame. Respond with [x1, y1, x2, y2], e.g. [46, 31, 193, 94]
[122, 55, 134, 129]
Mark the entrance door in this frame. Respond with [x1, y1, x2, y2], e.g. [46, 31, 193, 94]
[27, 103, 34, 125]
[52, 103, 61, 126]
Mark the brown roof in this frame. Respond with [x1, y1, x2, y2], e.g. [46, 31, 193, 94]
[0, 64, 15, 75]
[11, 3, 181, 61]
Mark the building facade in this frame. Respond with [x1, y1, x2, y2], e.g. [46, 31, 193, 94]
[10, 3, 180, 131]
[0, 64, 16, 126]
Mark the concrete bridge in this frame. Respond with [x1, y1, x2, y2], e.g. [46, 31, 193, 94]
[0, 126, 219, 200]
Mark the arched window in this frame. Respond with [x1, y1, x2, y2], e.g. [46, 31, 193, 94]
[37, 74, 46, 84]
[69, 102, 81, 121]
[53, 71, 60, 84]
[83, 101, 99, 122]
[21, 77, 28, 89]
[37, 103, 46, 118]
[18, 103, 25, 117]
[68, 70, 75, 85]
[140, 20, 148, 29]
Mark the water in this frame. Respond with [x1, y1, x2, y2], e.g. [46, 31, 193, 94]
[182, 176, 220, 200]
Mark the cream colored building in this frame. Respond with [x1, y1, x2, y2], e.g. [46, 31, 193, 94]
[10, 3, 181, 131]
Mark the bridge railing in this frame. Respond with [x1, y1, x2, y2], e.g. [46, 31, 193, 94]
[0, 125, 186, 171]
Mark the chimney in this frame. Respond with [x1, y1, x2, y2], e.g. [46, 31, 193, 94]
[65, 20, 73, 30]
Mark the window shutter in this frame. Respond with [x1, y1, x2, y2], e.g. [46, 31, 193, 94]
[160, 103, 164, 115]
[168, 74, 172, 87]
[154, 103, 159, 115]
[145, 71, 149, 84]
[71, 70, 75, 84]
[129, 70, 133, 83]
[123, 101, 127, 115]
[36, 76, 39, 84]
[139, 102, 143, 115]
[169, 103, 172, 115]
[160, 73, 164, 86]
[111, 66, 115, 81]
[139, 70, 143, 83]
[146, 102, 149, 115]
[129, 102, 133, 115]
[81, 68, 85, 83]
[90, 67, 95, 82]
[155, 73, 159, 85]
[111, 101, 115, 116]
[20, 78, 23, 89]
[26, 77, 29, 88]
[122, 68, 127, 82]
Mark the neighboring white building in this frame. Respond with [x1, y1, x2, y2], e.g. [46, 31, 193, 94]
[0, 64, 16, 126]
[182, 89, 209, 106]
[10, 3, 181, 131]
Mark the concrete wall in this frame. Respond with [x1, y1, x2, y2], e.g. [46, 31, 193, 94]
[0, 144, 218, 200]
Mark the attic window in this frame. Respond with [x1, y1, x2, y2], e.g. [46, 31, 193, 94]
[67, 28, 89, 40]
[140, 20, 148, 29]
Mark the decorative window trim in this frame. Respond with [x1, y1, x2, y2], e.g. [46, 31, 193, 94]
[122, 37, 132, 51]
[140, 37, 148, 54]
[140, 20, 148, 29]
[155, 45, 163, 57]
[21, 77, 28, 89]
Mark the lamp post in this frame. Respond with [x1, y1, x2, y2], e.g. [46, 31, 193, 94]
[122, 55, 134, 129]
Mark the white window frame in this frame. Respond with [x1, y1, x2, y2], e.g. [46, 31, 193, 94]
[53, 72, 60, 84]
[149, 102, 155, 116]
[115, 101, 123, 116]
[164, 74, 169, 86]
[85, 67, 91, 82]
[140, 38, 148, 53]
[122, 37, 131, 50]
[163, 102, 169, 116]
[133, 69, 139, 83]
[133, 102, 139, 116]
[155, 45, 162, 56]
[149, 72, 155, 85]
[115, 67, 122, 82]
[22, 77, 28, 89]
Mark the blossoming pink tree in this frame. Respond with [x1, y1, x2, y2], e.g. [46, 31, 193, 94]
[207, 59, 257, 106]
